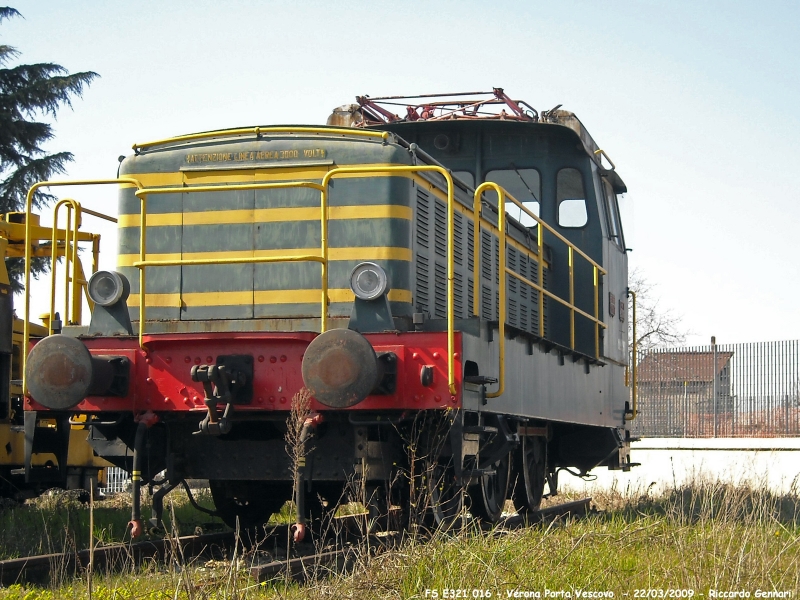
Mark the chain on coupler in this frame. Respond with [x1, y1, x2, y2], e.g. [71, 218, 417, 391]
[191, 364, 246, 435]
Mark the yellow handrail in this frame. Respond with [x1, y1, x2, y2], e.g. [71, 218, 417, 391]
[136, 165, 457, 394]
[474, 183, 507, 398]
[625, 289, 638, 421]
[132, 180, 329, 351]
[23, 178, 143, 395]
[319, 165, 457, 396]
[50, 199, 82, 331]
[472, 181, 608, 397]
[132, 126, 390, 153]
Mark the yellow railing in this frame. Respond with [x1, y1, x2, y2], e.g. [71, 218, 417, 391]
[625, 289, 638, 421]
[132, 180, 330, 350]
[49, 199, 117, 332]
[132, 126, 390, 153]
[24, 164, 610, 403]
[135, 165, 458, 394]
[22, 179, 142, 394]
[320, 166, 457, 395]
[473, 183, 608, 398]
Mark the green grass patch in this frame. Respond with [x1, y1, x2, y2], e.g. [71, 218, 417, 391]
[0, 481, 798, 599]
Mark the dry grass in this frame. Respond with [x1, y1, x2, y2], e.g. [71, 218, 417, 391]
[1, 478, 798, 599]
[0, 487, 223, 560]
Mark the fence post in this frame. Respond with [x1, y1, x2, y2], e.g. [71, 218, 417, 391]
[712, 336, 718, 438]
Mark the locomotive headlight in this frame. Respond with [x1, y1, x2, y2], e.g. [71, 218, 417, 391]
[88, 270, 130, 307]
[349, 262, 389, 301]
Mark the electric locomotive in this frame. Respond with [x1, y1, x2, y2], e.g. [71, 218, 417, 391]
[20, 89, 635, 534]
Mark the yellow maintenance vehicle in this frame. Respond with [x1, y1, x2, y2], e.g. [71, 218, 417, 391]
[0, 204, 114, 499]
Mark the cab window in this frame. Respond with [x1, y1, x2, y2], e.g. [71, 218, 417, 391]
[485, 167, 540, 228]
[453, 171, 474, 188]
[602, 180, 624, 247]
[556, 168, 588, 228]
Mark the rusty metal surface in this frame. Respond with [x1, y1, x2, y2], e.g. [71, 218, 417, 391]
[301, 329, 379, 408]
[25, 335, 94, 410]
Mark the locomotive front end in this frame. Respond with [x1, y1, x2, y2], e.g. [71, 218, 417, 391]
[22, 126, 464, 532]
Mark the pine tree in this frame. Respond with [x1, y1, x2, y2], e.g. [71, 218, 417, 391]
[0, 6, 98, 291]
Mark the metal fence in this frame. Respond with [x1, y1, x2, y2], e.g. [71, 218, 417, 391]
[632, 339, 800, 437]
[101, 467, 130, 494]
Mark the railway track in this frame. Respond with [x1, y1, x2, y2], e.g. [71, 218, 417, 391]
[0, 498, 592, 587]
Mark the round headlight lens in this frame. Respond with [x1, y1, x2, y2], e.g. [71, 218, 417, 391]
[349, 262, 389, 301]
[87, 271, 130, 307]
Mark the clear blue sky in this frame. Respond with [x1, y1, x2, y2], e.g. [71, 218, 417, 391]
[5, 0, 799, 345]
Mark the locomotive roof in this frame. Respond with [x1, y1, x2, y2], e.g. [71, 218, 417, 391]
[328, 88, 627, 193]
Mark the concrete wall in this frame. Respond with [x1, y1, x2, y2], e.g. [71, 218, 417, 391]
[566, 437, 800, 495]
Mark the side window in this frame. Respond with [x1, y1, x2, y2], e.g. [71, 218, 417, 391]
[453, 171, 475, 188]
[556, 168, 588, 228]
[602, 180, 624, 247]
[485, 168, 541, 228]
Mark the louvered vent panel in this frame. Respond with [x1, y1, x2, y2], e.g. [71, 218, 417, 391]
[434, 201, 446, 257]
[416, 191, 430, 249]
[494, 238, 499, 284]
[482, 285, 492, 320]
[481, 231, 492, 279]
[467, 278, 474, 317]
[507, 247, 517, 294]
[509, 297, 518, 328]
[454, 212, 463, 266]
[416, 254, 429, 314]
[454, 271, 464, 318]
[434, 261, 447, 318]
[467, 221, 474, 271]
[520, 297, 528, 331]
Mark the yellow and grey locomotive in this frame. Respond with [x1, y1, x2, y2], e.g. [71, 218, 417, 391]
[20, 88, 635, 534]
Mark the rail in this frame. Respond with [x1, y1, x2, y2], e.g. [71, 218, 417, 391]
[626, 289, 638, 421]
[320, 166, 457, 394]
[49, 199, 118, 333]
[22, 179, 141, 395]
[132, 165, 457, 392]
[473, 183, 608, 398]
[132, 126, 390, 153]
[132, 180, 329, 350]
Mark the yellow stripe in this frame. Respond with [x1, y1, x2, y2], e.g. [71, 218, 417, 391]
[119, 166, 546, 268]
[119, 163, 407, 189]
[128, 288, 412, 308]
[329, 204, 411, 220]
[118, 204, 412, 229]
[117, 246, 411, 267]
[118, 213, 183, 227]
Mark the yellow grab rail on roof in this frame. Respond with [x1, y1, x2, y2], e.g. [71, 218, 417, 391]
[132, 126, 390, 153]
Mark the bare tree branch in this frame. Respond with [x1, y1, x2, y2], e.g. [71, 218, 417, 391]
[629, 266, 689, 353]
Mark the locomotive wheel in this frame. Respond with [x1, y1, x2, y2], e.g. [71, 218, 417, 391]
[468, 452, 511, 522]
[512, 435, 547, 512]
[209, 480, 291, 529]
[424, 459, 464, 530]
